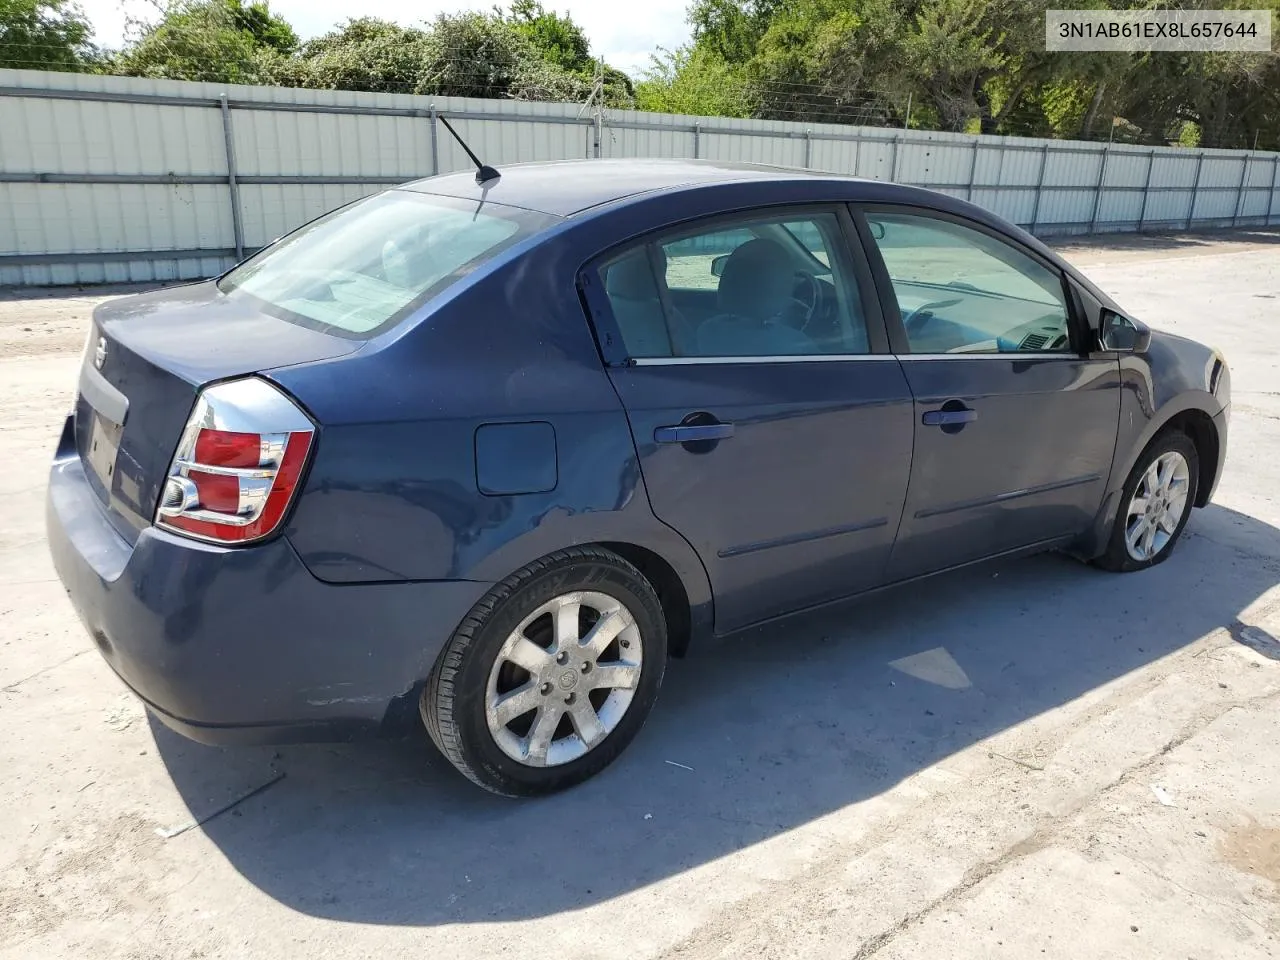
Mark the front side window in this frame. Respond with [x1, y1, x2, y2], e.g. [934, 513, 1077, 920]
[219, 191, 555, 338]
[865, 212, 1072, 355]
[599, 210, 869, 359]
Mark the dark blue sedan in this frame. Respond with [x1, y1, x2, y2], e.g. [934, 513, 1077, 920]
[47, 159, 1230, 795]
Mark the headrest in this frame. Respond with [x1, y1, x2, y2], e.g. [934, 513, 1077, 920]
[606, 250, 660, 301]
[716, 238, 794, 321]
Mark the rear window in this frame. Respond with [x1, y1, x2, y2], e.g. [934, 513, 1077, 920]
[218, 191, 556, 338]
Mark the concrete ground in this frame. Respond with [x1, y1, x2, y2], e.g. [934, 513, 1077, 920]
[2, 229, 1279, 960]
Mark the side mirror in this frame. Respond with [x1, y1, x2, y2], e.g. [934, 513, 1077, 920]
[868, 220, 886, 240]
[710, 254, 729, 277]
[1099, 309, 1151, 353]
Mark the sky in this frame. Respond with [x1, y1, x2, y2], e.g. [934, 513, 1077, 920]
[74, 0, 694, 78]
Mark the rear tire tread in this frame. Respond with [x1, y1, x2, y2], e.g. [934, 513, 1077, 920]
[421, 546, 660, 796]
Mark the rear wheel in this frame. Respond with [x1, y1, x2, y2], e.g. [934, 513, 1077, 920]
[1095, 431, 1199, 572]
[422, 547, 667, 796]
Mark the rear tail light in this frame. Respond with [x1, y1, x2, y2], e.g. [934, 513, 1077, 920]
[156, 378, 314, 544]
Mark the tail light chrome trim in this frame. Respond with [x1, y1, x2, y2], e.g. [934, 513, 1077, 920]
[155, 378, 315, 545]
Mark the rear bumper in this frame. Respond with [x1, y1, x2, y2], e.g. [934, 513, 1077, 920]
[47, 441, 491, 745]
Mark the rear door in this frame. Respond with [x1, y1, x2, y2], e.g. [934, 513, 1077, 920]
[582, 205, 914, 633]
[853, 206, 1121, 581]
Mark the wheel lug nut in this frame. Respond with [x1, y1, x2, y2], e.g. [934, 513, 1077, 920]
[564, 692, 576, 705]
[555, 651, 569, 665]
[581, 661, 593, 673]
[539, 682, 552, 695]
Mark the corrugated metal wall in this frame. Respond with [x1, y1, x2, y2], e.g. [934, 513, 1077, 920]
[2, 68, 1278, 286]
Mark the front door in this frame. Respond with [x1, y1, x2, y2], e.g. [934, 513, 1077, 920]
[584, 206, 914, 633]
[856, 208, 1121, 581]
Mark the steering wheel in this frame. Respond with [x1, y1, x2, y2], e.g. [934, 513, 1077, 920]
[902, 298, 962, 338]
[782, 272, 822, 331]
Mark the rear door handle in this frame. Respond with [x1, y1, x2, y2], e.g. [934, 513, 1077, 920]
[921, 407, 977, 426]
[654, 423, 735, 443]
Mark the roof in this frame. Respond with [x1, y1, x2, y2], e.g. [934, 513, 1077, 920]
[400, 158, 837, 217]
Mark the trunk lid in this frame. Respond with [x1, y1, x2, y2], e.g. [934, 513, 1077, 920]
[76, 281, 359, 544]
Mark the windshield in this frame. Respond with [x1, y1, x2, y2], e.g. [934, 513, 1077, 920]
[218, 191, 557, 338]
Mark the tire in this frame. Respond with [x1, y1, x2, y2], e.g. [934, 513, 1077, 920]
[421, 546, 668, 797]
[1095, 430, 1199, 573]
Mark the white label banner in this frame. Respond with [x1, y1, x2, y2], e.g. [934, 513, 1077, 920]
[1046, 9, 1272, 52]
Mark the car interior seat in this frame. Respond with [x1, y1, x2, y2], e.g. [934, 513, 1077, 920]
[698, 238, 816, 356]
[605, 249, 698, 357]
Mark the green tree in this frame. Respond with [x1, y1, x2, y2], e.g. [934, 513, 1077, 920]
[747, 0, 908, 124]
[264, 17, 432, 92]
[0, 0, 95, 70]
[689, 0, 784, 64]
[228, 0, 296, 54]
[668, 0, 1280, 145]
[505, 0, 591, 74]
[268, 9, 632, 105]
[635, 45, 753, 117]
[115, 0, 296, 83]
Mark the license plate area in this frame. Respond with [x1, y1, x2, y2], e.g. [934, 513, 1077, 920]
[85, 412, 123, 493]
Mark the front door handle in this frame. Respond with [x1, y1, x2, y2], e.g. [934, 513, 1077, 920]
[921, 408, 977, 426]
[654, 422, 735, 443]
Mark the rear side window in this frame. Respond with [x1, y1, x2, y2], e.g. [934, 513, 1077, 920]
[219, 191, 556, 338]
[599, 209, 870, 359]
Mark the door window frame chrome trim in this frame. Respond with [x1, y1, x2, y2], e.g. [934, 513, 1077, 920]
[630, 354, 899, 366]
[629, 350, 1085, 366]
[898, 352, 1083, 361]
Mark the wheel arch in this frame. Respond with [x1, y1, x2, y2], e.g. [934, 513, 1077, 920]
[1113, 394, 1221, 502]
[1160, 408, 1220, 508]
[598, 541, 695, 657]
[1073, 395, 1223, 561]
[465, 520, 714, 659]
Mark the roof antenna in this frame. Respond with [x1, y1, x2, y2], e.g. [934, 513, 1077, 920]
[436, 114, 500, 186]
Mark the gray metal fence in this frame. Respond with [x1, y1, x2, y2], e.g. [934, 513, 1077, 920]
[2, 67, 1278, 287]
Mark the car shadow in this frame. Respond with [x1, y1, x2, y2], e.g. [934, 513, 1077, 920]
[151, 502, 1280, 926]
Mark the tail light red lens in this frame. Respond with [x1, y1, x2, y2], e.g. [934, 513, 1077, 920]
[156, 379, 315, 545]
[186, 469, 241, 513]
[194, 429, 261, 468]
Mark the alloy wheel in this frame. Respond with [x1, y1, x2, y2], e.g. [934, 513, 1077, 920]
[1124, 450, 1191, 562]
[485, 590, 643, 767]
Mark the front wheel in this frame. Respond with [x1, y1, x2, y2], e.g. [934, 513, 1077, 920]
[421, 547, 667, 796]
[1095, 431, 1199, 572]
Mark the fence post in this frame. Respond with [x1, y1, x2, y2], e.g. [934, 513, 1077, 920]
[1186, 151, 1205, 229]
[804, 130, 812, 169]
[1267, 155, 1279, 226]
[1231, 152, 1250, 227]
[693, 122, 700, 160]
[1137, 149, 1155, 233]
[219, 94, 244, 261]
[889, 134, 900, 182]
[1029, 142, 1049, 233]
[1088, 144, 1110, 234]
[966, 140, 980, 201]
[429, 107, 439, 175]
[593, 57, 604, 159]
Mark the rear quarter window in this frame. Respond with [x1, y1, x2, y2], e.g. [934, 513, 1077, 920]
[218, 191, 557, 339]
